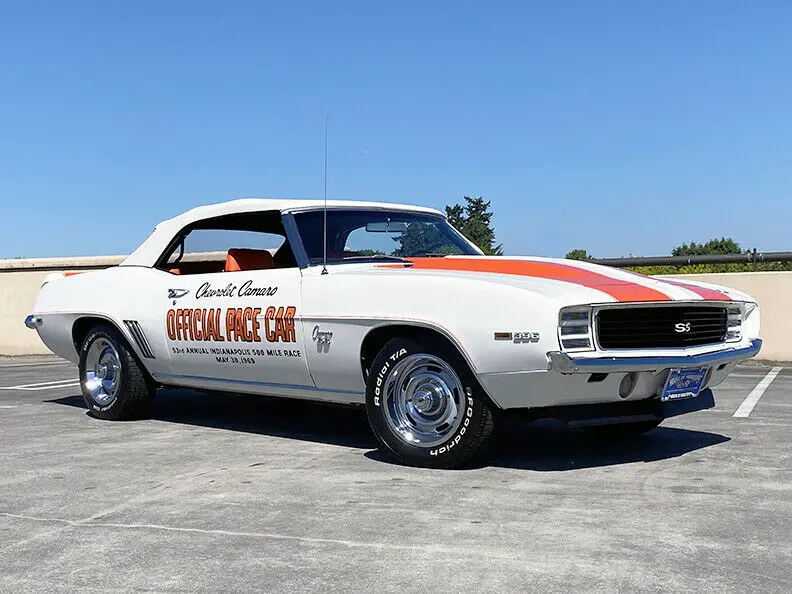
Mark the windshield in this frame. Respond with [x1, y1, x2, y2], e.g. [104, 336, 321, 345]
[292, 210, 480, 265]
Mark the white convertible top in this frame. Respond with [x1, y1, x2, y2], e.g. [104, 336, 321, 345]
[122, 198, 444, 267]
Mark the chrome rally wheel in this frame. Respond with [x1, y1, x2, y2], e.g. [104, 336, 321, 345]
[83, 337, 122, 407]
[78, 323, 154, 420]
[366, 337, 496, 469]
[382, 354, 465, 447]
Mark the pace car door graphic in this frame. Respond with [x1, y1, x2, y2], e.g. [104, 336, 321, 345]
[163, 268, 312, 389]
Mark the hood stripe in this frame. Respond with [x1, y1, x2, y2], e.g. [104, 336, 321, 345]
[402, 258, 672, 302]
[658, 278, 732, 301]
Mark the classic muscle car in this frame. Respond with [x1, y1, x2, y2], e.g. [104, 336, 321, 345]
[26, 199, 762, 467]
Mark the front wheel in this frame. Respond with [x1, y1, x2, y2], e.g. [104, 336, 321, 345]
[78, 324, 155, 420]
[365, 337, 496, 468]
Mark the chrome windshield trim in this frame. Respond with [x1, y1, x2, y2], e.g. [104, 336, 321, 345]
[548, 339, 762, 374]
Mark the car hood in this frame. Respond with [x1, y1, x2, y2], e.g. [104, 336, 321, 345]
[364, 256, 752, 304]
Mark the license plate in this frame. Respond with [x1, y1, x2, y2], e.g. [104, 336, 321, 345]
[662, 367, 708, 402]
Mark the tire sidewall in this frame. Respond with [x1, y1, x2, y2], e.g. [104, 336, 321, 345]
[365, 337, 488, 466]
[78, 325, 130, 416]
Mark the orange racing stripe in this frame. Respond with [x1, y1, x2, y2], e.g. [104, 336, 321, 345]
[657, 278, 731, 301]
[401, 258, 672, 302]
[620, 268, 732, 301]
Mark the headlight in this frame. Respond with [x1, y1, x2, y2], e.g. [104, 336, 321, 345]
[726, 302, 754, 343]
[558, 307, 593, 351]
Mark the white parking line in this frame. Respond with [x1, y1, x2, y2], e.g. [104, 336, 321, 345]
[13, 383, 80, 392]
[733, 367, 783, 418]
[0, 379, 80, 391]
[3, 379, 78, 388]
[0, 360, 71, 369]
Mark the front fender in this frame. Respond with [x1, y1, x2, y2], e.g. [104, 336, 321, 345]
[302, 270, 564, 380]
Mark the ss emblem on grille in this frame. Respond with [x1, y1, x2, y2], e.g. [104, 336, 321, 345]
[674, 322, 692, 333]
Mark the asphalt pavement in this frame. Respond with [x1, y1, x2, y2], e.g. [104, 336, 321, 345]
[1, 358, 790, 592]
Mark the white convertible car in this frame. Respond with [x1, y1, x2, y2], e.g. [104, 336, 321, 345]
[26, 199, 761, 467]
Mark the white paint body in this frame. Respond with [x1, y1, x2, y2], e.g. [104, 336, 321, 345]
[29, 199, 762, 410]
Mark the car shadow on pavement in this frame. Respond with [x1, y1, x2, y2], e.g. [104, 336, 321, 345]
[483, 418, 730, 471]
[48, 388, 378, 450]
[48, 389, 729, 470]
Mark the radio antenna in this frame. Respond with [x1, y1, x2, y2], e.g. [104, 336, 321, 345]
[321, 115, 329, 275]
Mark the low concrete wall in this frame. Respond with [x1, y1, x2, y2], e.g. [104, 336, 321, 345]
[664, 271, 792, 362]
[0, 256, 125, 356]
[1, 258, 790, 361]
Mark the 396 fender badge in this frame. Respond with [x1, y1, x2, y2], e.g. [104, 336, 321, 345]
[495, 331, 540, 343]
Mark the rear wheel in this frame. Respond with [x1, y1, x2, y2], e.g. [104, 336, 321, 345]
[365, 337, 496, 468]
[581, 419, 662, 439]
[78, 324, 155, 420]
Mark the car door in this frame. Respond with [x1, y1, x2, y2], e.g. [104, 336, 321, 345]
[164, 267, 311, 388]
[158, 214, 313, 392]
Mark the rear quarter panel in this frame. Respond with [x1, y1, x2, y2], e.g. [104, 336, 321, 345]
[33, 267, 173, 374]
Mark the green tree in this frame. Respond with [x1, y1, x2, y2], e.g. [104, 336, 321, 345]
[392, 224, 454, 257]
[562, 237, 792, 274]
[565, 249, 592, 261]
[672, 237, 742, 256]
[446, 196, 503, 255]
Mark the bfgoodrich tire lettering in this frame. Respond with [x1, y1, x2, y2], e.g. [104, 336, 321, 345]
[365, 337, 496, 468]
[78, 323, 155, 420]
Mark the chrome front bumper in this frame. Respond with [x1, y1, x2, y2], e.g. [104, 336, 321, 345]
[548, 339, 762, 374]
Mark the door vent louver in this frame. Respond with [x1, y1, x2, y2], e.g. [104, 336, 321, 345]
[123, 320, 155, 359]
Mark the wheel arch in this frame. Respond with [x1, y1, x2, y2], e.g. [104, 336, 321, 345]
[358, 322, 500, 409]
[72, 315, 120, 352]
[71, 315, 157, 385]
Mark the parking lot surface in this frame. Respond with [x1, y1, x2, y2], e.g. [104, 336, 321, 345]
[1, 358, 790, 592]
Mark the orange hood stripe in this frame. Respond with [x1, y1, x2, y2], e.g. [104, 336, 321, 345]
[657, 278, 731, 301]
[621, 268, 732, 302]
[401, 258, 672, 302]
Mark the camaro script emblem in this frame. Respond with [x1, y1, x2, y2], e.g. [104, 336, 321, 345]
[674, 322, 692, 333]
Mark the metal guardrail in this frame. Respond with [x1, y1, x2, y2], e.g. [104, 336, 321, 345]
[590, 250, 792, 271]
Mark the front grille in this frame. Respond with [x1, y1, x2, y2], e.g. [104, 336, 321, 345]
[596, 306, 728, 349]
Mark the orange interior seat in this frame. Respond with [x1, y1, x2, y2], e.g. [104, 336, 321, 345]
[225, 248, 274, 272]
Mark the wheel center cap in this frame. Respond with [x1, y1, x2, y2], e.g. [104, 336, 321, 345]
[412, 390, 434, 413]
[96, 363, 108, 380]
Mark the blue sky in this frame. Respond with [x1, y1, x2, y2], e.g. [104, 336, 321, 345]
[1, 1, 790, 259]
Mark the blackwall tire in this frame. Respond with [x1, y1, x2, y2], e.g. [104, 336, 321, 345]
[78, 323, 155, 420]
[365, 337, 496, 468]
[581, 419, 662, 439]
